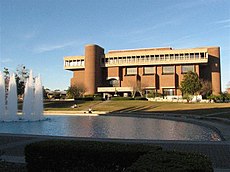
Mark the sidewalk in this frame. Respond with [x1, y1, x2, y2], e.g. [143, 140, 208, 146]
[1, 110, 230, 171]
[0, 134, 229, 171]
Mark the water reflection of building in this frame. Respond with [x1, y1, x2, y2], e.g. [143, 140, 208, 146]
[64, 44, 221, 97]
[105, 117, 135, 139]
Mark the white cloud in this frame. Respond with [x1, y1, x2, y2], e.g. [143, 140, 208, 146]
[23, 31, 37, 39]
[166, 1, 204, 11]
[20, 30, 39, 40]
[34, 41, 79, 53]
[212, 18, 230, 24]
[108, 20, 176, 42]
[165, 34, 194, 46]
[0, 58, 13, 63]
[208, 19, 230, 31]
[130, 21, 175, 35]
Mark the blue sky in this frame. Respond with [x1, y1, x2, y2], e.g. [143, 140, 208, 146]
[1, 0, 230, 91]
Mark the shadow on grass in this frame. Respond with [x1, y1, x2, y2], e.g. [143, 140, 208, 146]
[18, 100, 99, 110]
[18, 100, 230, 118]
[112, 105, 159, 113]
[112, 106, 230, 118]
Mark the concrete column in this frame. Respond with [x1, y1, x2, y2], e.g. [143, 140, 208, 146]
[208, 47, 221, 95]
[84, 44, 104, 95]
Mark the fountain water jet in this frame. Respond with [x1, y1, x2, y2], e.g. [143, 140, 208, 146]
[5, 74, 18, 121]
[23, 70, 35, 120]
[0, 70, 45, 122]
[0, 72, 6, 121]
[33, 75, 44, 120]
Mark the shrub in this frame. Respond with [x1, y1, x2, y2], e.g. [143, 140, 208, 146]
[66, 86, 85, 99]
[134, 97, 148, 100]
[182, 93, 193, 103]
[74, 94, 103, 101]
[146, 91, 163, 98]
[126, 150, 213, 172]
[93, 94, 103, 101]
[111, 96, 134, 101]
[74, 97, 94, 101]
[25, 140, 161, 172]
[25, 140, 213, 172]
[207, 93, 230, 103]
[111, 96, 147, 101]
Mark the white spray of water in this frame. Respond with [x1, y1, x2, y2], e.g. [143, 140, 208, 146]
[6, 73, 18, 121]
[34, 75, 44, 120]
[23, 70, 35, 120]
[0, 72, 6, 120]
[0, 70, 44, 122]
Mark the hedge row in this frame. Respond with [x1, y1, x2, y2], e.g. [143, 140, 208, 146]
[25, 140, 213, 172]
[74, 96, 148, 101]
[127, 151, 213, 172]
[111, 96, 148, 101]
[25, 140, 161, 172]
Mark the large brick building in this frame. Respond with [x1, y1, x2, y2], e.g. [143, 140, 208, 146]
[64, 44, 221, 98]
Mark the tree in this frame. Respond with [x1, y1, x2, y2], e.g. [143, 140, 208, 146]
[131, 83, 140, 98]
[66, 85, 86, 99]
[128, 78, 144, 98]
[3, 67, 10, 90]
[226, 81, 230, 94]
[3, 65, 29, 96]
[200, 79, 212, 98]
[15, 65, 29, 96]
[182, 93, 193, 103]
[43, 88, 49, 99]
[53, 90, 62, 99]
[180, 71, 202, 102]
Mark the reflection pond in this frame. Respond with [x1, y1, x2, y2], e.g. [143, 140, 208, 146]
[0, 115, 221, 141]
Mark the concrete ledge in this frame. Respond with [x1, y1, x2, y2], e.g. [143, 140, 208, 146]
[1, 155, 25, 163]
[44, 111, 108, 116]
[0, 134, 229, 170]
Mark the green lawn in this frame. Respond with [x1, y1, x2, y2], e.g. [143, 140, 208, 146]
[35, 100, 230, 119]
[18, 100, 100, 112]
[93, 101, 230, 117]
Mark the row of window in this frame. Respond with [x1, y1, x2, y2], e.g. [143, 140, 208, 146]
[126, 65, 195, 75]
[102, 52, 206, 64]
[163, 89, 175, 96]
[146, 89, 176, 96]
[65, 60, 85, 67]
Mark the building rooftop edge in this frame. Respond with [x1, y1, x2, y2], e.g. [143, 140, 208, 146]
[85, 44, 104, 49]
[85, 44, 98, 47]
[107, 46, 220, 54]
[108, 47, 172, 53]
[63, 45, 220, 58]
[64, 55, 84, 59]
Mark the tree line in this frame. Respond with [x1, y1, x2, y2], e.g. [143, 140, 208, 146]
[3, 65, 29, 97]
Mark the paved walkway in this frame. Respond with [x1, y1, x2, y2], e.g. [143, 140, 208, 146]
[1, 111, 230, 171]
[0, 134, 229, 171]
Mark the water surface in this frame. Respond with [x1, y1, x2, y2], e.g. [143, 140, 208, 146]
[0, 115, 221, 141]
